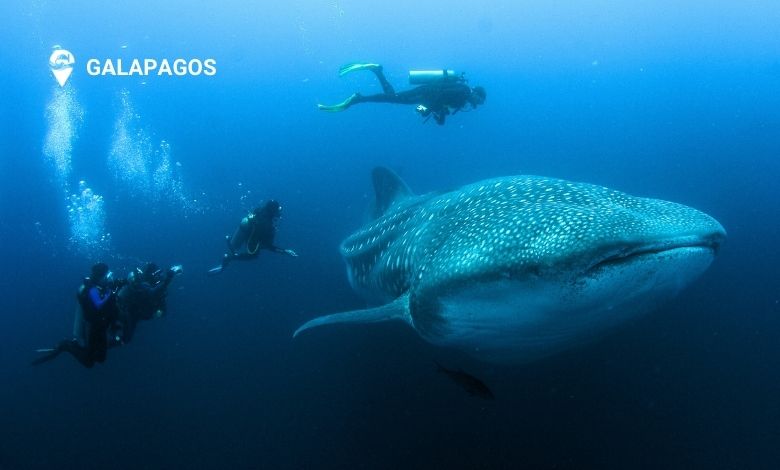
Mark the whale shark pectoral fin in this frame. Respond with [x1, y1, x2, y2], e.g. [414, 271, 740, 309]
[293, 294, 411, 338]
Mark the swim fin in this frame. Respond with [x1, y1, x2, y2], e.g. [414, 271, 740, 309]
[318, 93, 359, 112]
[338, 63, 381, 76]
[30, 340, 71, 366]
[207, 251, 235, 276]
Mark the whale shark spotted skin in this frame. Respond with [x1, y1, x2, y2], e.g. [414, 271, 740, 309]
[294, 167, 726, 363]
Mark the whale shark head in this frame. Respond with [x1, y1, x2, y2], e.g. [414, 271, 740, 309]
[295, 167, 726, 363]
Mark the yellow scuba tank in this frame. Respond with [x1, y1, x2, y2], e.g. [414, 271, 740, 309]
[409, 69, 460, 85]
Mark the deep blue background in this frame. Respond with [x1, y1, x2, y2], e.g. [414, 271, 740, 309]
[1, 1, 779, 468]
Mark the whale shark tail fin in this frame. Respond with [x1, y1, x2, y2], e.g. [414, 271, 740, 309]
[293, 294, 411, 338]
[370, 167, 415, 219]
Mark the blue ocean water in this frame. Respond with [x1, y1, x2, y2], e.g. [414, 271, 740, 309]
[1, 0, 779, 468]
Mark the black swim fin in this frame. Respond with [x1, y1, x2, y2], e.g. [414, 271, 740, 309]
[31, 346, 64, 366]
[208, 252, 234, 276]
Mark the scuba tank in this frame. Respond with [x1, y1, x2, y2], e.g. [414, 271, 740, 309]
[73, 282, 90, 347]
[409, 69, 461, 85]
[72, 303, 87, 347]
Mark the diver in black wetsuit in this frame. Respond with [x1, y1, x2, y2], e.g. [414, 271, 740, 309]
[208, 200, 298, 275]
[318, 63, 486, 125]
[115, 262, 182, 344]
[32, 262, 123, 368]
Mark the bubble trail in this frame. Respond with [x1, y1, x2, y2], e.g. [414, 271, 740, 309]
[67, 180, 111, 257]
[43, 86, 83, 191]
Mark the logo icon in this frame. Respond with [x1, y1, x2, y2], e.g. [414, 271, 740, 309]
[49, 48, 75, 87]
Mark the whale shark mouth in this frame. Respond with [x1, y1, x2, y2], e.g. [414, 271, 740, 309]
[587, 238, 721, 274]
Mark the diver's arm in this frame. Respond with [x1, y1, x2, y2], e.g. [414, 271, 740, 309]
[89, 287, 112, 309]
[159, 265, 182, 289]
[166, 264, 183, 283]
[270, 245, 298, 257]
[140, 266, 180, 296]
[86, 286, 117, 324]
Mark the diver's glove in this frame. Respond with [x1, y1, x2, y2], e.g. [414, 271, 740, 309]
[284, 249, 299, 257]
[169, 265, 183, 276]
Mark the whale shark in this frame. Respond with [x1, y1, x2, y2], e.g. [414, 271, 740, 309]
[294, 167, 726, 363]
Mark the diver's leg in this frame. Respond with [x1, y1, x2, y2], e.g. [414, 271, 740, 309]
[345, 84, 426, 107]
[320, 89, 416, 111]
[209, 250, 257, 274]
[210, 223, 247, 274]
[121, 315, 138, 344]
[90, 326, 108, 364]
[59, 339, 95, 368]
[320, 65, 397, 111]
[319, 94, 361, 112]
[391, 86, 429, 105]
[369, 67, 396, 95]
[228, 224, 248, 253]
[208, 254, 232, 275]
[229, 252, 260, 262]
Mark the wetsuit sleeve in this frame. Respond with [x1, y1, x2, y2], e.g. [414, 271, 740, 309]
[269, 242, 297, 256]
[89, 286, 111, 310]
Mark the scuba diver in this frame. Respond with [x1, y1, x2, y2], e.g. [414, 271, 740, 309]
[32, 262, 124, 368]
[207, 199, 298, 276]
[114, 262, 183, 344]
[318, 63, 486, 125]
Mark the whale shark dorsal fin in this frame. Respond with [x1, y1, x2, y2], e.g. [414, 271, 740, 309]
[293, 294, 411, 338]
[370, 167, 414, 219]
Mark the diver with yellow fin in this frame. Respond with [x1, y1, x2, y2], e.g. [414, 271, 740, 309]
[318, 63, 486, 125]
